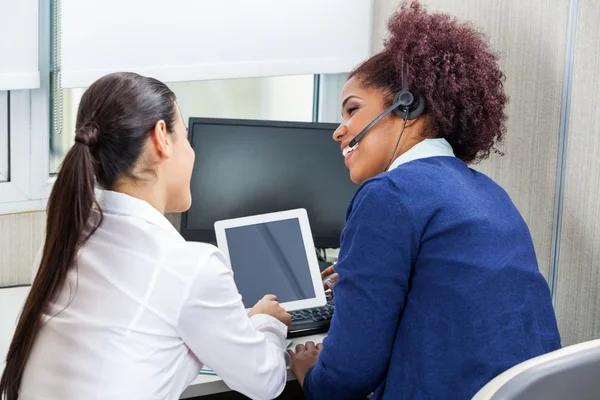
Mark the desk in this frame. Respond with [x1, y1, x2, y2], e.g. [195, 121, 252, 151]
[180, 333, 326, 398]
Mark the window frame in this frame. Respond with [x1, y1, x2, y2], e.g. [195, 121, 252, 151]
[0, 90, 51, 215]
[0, 91, 9, 182]
[0, 0, 52, 214]
[317, 73, 348, 124]
[0, 91, 33, 208]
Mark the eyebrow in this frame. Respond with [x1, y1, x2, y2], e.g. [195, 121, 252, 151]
[342, 95, 360, 109]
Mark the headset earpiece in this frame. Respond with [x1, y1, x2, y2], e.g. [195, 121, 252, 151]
[392, 90, 426, 120]
[347, 81, 427, 148]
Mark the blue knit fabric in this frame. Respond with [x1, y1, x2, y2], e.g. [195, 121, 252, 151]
[303, 157, 560, 400]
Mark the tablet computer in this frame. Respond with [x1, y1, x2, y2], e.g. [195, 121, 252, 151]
[214, 209, 327, 312]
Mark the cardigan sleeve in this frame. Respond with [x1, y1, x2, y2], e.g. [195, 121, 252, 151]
[303, 177, 420, 399]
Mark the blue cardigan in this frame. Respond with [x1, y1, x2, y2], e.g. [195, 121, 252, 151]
[303, 156, 561, 399]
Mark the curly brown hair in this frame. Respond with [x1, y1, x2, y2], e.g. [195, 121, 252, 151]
[349, 1, 507, 163]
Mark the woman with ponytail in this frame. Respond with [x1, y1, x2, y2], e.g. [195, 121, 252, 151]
[0, 72, 290, 400]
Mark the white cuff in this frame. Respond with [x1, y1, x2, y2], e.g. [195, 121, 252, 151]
[249, 314, 288, 338]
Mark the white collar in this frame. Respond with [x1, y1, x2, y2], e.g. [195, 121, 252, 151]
[97, 190, 182, 239]
[388, 138, 455, 171]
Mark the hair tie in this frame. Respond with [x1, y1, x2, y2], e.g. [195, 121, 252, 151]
[75, 122, 100, 148]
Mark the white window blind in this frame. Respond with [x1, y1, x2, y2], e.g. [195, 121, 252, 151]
[0, 0, 40, 90]
[60, 0, 373, 88]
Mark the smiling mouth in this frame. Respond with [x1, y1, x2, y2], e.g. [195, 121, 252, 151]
[342, 143, 359, 158]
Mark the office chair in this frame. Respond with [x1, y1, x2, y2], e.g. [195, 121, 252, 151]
[472, 339, 600, 400]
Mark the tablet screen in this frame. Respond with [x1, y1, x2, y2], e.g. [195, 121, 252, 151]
[224, 217, 316, 308]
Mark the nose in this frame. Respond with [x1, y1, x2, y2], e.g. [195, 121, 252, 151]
[332, 124, 346, 143]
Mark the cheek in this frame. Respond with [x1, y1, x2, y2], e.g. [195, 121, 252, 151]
[186, 144, 195, 172]
[176, 140, 193, 162]
[358, 130, 387, 161]
[171, 142, 195, 180]
[353, 132, 389, 178]
[346, 115, 370, 138]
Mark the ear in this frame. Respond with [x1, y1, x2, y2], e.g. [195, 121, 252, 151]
[149, 120, 171, 159]
[401, 114, 420, 127]
[398, 113, 427, 131]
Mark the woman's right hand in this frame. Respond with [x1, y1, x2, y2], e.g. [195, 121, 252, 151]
[248, 294, 292, 328]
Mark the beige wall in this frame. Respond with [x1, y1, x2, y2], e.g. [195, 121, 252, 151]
[0, 212, 45, 286]
[554, 0, 600, 345]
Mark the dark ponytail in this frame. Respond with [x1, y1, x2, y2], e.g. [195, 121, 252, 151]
[0, 72, 176, 399]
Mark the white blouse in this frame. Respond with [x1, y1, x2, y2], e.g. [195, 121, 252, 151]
[19, 190, 289, 400]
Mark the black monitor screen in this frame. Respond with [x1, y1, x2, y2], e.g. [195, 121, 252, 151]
[181, 118, 357, 248]
[224, 218, 315, 308]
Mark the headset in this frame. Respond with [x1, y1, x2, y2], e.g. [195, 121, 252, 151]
[347, 63, 426, 171]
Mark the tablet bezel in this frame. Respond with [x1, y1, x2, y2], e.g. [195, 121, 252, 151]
[214, 208, 327, 312]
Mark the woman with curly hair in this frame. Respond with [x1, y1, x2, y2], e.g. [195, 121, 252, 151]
[288, 2, 561, 399]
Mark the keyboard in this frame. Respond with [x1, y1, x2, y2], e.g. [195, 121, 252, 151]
[288, 299, 334, 338]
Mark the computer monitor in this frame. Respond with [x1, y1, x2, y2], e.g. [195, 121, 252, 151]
[180, 118, 358, 248]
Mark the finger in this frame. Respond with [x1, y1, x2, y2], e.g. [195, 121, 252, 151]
[287, 349, 296, 359]
[296, 344, 306, 353]
[323, 277, 336, 291]
[321, 265, 335, 276]
[316, 343, 323, 350]
[263, 294, 278, 302]
[305, 341, 316, 351]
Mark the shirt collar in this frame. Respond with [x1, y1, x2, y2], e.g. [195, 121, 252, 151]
[388, 138, 455, 171]
[97, 190, 182, 239]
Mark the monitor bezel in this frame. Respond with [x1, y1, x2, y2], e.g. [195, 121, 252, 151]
[181, 117, 344, 248]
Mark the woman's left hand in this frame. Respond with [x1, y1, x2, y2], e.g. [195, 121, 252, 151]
[321, 263, 338, 292]
[288, 341, 322, 387]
